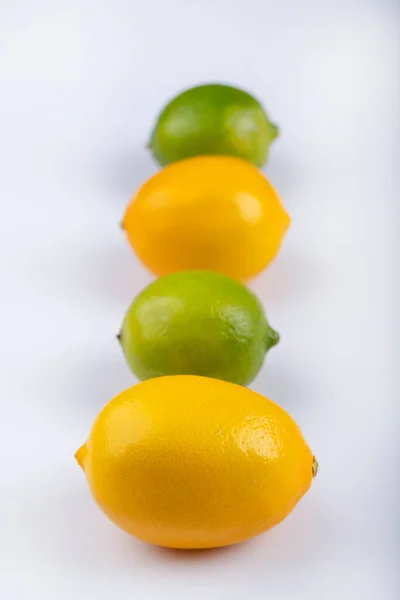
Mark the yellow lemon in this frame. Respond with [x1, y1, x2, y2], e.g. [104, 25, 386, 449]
[76, 376, 317, 549]
[122, 156, 290, 281]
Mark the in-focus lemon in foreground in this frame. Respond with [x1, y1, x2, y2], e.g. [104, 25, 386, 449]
[122, 156, 290, 281]
[75, 376, 317, 549]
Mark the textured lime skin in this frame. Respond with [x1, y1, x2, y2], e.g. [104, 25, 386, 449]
[149, 84, 279, 167]
[119, 271, 279, 385]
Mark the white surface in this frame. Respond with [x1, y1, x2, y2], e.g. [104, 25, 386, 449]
[0, 1, 398, 598]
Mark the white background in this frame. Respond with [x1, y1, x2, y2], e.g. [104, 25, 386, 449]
[0, 1, 398, 598]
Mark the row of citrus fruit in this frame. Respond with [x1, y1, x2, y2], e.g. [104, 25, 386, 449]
[76, 84, 317, 550]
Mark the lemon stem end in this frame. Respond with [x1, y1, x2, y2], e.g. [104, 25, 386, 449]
[312, 457, 319, 478]
[75, 444, 88, 471]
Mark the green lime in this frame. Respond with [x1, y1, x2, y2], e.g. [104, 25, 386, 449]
[118, 270, 279, 386]
[148, 83, 279, 168]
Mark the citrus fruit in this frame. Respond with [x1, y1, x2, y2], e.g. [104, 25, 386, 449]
[118, 270, 279, 385]
[75, 375, 317, 549]
[148, 83, 279, 167]
[122, 155, 290, 281]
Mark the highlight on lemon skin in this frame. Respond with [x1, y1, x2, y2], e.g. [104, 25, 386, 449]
[121, 155, 290, 282]
[74, 375, 316, 550]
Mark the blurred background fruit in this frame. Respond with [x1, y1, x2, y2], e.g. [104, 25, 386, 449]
[118, 270, 279, 385]
[149, 83, 279, 167]
[75, 375, 317, 549]
[122, 155, 290, 281]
